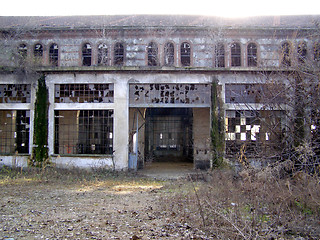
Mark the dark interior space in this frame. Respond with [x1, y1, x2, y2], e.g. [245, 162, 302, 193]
[144, 108, 193, 163]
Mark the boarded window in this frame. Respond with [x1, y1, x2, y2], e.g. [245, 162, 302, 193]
[98, 43, 108, 66]
[82, 43, 92, 66]
[114, 42, 124, 65]
[181, 42, 191, 66]
[164, 42, 174, 66]
[54, 110, 113, 155]
[0, 110, 30, 154]
[49, 43, 59, 66]
[0, 84, 31, 103]
[54, 84, 114, 103]
[247, 43, 257, 67]
[215, 43, 225, 67]
[231, 42, 241, 67]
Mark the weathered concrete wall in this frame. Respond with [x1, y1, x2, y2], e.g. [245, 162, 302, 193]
[193, 108, 211, 169]
[1, 27, 312, 69]
[50, 156, 113, 169]
[0, 155, 28, 168]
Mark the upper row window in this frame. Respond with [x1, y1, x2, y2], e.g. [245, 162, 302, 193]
[18, 43, 59, 66]
[280, 41, 320, 67]
[216, 42, 258, 68]
[147, 41, 190, 67]
[19, 41, 320, 68]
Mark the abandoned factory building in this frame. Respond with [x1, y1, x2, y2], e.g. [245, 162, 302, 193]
[1, 15, 320, 170]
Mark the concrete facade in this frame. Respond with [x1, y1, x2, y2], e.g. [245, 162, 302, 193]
[0, 15, 319, 170]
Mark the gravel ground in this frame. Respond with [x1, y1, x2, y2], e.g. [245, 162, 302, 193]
[0, 170, 208, 240]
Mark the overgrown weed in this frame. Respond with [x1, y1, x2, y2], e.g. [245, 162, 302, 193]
[160, 167, 320, 239]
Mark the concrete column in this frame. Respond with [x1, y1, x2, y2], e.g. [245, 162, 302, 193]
[47, 79, 55, 156]
[113, 78, 129, 170]
[193, 108, 211, 169]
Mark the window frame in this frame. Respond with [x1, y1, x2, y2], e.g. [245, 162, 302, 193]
[164, 42, 175, 66]
[18, 43, 28, 63]
[33, 43, 43, 58]
[247, 42, 258, 67]
[215, 42, 225, 68]
[314, 42, 320, 61]
[280, 41, 292, 67]
[180, 42, 191, 67]
[49, 43, 59, 66]
[98, 43, 109, 66]
[54, 110, 114, 155]
[231, 42, 242, 67]
[297, 41, 307, 63]
[147, 41, 159, 66]
[82, 42, 92, 66]
[0, 110, 30, 154]
[114, 42, 124, 66]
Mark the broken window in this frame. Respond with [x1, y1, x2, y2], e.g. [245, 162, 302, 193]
[82, 43, 92, 66]
[54, 110, 113, 155]
[54, 84, 114, 103]
[225, 110, 283, 158]
[34, 43, 43, 58]
[181, 42, 191, 66]
[281, 42, 291, 66]
[298, 41, 307, 63]
[49, 43, 59, 66]
[314, 43, 320, 61]
[231, 42, 241, 67]
[147, 42, 158, 66]
[215, 42, 225, 67]
[225, 83, 285, 104]
[18, 43, 27, 63]
[0, 84, 31, 103]
[98, 43, 108, 66]
[114, 42, 124, 66]
[129, 83, 211, 106]
[0, 110, 30, 154]
[164, 42, 174, 66]
[247, 43, 258, 67]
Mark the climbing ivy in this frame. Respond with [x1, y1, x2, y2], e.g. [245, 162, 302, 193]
[31, 75, 48, 167]
[211, 79, 225, 168]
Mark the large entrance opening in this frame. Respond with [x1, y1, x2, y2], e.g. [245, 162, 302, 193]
[145, 108, 193, 163]
[129, 82, 212, 171]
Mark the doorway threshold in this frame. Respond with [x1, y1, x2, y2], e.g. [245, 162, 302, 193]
[138, 162, 195, 180]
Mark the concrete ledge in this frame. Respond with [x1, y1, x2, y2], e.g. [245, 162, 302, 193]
[0, 155, 29, 168]
[50, 156, 114, 170]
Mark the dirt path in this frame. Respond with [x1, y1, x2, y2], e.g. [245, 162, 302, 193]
[0, 173, 207, 240]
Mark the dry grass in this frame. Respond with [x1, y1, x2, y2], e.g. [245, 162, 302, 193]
[161, 167, 320, 239]
[1, 165, 320, 239]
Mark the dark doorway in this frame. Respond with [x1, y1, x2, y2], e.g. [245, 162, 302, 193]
[145, 108, 193, 163]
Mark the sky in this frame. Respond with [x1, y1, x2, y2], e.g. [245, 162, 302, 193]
[1, 0, 320, 17]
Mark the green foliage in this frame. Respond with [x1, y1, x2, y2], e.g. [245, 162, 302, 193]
[211, 80, 225, 168]
[31, 75, 49, 167]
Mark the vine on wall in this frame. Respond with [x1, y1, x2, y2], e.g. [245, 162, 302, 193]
[211, 79, 225, 168]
